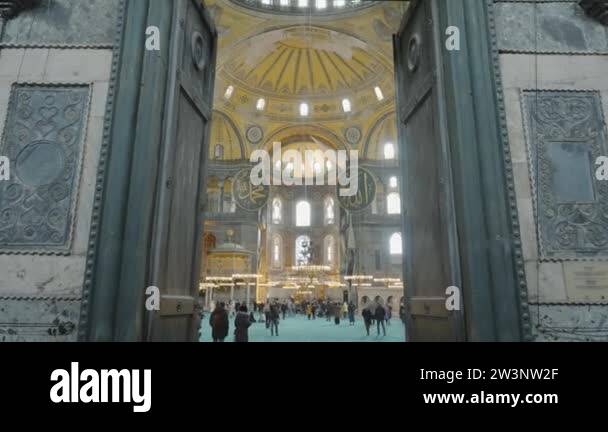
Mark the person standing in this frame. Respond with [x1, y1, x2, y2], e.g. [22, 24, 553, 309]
[234, 305, 252, 342]
[263, 301, 271, 329]
[334, 304, 341, 325]
[209, 302, 229, 342]
[347, 302, 356, 326]
[342, 302, 348, 320]
[306, 303, 313, 320]
[269, 302, 280, 337]
[281, 302, 287, 320]
[311, 302, 317, 320]
[362, 307, 373, 336]
[386, 304, 392, 326]
[375, 302, 386, 336]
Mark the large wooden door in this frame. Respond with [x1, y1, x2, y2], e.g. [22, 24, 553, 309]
[394, 0, 464, 341]
[147, 0, 216, 341]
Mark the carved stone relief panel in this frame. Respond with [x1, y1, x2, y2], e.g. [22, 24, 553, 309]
[0, 84, 91, 254]
[522, 90, 608, 259]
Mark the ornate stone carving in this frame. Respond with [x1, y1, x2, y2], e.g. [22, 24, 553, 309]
[580, 0, 608, 26]
[0, 84, 90, 254]
[523, 90, 608, 259]
[0, 0, 40, 19]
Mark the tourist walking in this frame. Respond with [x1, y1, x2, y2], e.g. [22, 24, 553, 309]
[375, 302, 386, 336]
[234, 305, 252, 342]
[209, 302, 229, 342]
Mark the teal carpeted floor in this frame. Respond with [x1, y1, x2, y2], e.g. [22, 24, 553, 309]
[200, 314, 406, 342]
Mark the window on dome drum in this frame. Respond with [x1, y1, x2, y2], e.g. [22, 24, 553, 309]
[324, 235, 335, 264]
[273, 236, 282, 267]
[272, 198, 282, 224]
[390, 233, 403, 256]
[387, 192, 401, 215]
[389, 176, 398, 189]
[300, 102, 309, 117]
[374, 86, 384, 101]
[384, 142, 396, 160]
[256, 98, 266, 111]
[224, 85, 234, 100]
[295, 235, 312, 265]
[296, 201, 311, 227]
[342, 98, 352, 113]
[214, 144, 224, 160]
[324, 197, 335, 225]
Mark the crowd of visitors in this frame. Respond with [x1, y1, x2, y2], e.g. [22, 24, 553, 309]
[202, 297, 406, 342]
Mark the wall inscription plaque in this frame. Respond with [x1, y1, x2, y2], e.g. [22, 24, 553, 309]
[0, 84, 90, 254]
[564, 262, 608, 302]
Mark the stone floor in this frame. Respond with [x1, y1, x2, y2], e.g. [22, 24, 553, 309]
[200, 313, 406, 342]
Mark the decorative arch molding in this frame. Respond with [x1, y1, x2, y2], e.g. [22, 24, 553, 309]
[211, 109, 246, 160]
[362, 108, 397, 159]
[261, 124, 351, 152]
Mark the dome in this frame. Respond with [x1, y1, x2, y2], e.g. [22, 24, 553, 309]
[216, 25, 394, 120]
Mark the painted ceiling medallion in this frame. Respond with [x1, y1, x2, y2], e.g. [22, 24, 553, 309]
[0, 0, 41, 19]
[345, 126, 362, 145]
[246, 125, 264, 144]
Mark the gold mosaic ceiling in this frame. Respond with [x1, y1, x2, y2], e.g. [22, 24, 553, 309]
[221, 26, 391, 100]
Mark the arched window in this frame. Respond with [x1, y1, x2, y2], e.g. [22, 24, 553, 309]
[387, 193, 401, 215]
[296, 201, 311, 227]
[324, 235, 335, 265]
[295, 235, 312, 266]
[272, 236, 282, 268]
[214, 144, 224, 160]
[272, 198, 282, 224]
[390, 232, 403, 255]
[324, 196, 335, 225]
[389, 176, 398, 189]
[384, 142, 395, 160]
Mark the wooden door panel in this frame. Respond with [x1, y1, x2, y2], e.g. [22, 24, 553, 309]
[395, 0, 462, 341]
[148, 0, 216, 341]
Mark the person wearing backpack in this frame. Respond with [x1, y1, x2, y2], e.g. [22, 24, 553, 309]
[209, 302, 229, 342]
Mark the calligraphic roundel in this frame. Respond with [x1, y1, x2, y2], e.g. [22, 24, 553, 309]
[233, 168, 270, 212]
[337, 167, 377, 212]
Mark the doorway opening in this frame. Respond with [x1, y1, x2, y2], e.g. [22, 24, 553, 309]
[198, 0, 411, 342]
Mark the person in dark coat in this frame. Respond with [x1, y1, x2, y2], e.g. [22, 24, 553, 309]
[347, 302, 356, 326]
[362, 307, 373, 336]
[209, 302, 229, 342]
[269, 303, 280, 336]
[234, 305, 252, 342]
[375, 302, 386, 336]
